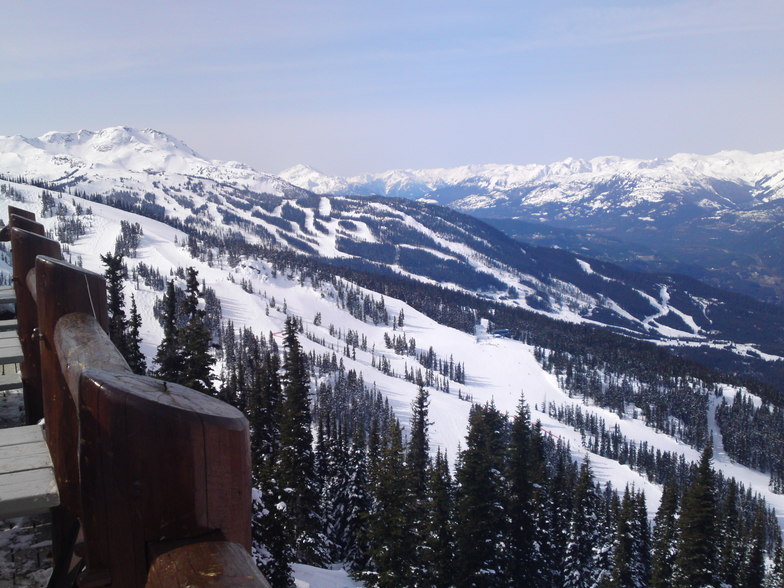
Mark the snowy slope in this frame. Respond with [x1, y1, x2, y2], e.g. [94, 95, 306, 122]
[1, 128, 782, 388]
[3, 182, 784, 533]
[281, 152, 784, 306]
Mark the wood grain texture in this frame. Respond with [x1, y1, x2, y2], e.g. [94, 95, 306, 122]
[35, 255, 106, 538]
[9, 226, 61, 424]
[146, 540, 270, 588]
[78, 369, 251, 587]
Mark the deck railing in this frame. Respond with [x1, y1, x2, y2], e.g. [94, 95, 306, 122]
[4, 206, 269, 587]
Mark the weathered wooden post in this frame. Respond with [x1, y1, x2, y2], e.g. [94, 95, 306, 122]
[8, 225, 61, 424]
[53, 312, 256, 586]
[34, 255, 107, 572]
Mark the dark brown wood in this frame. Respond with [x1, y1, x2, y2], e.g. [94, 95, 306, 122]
[34, 256, 107, 531]
[54, 312, 131, 402]
[78, 369, 251, 587]
[146, 540, 269, 587]
[8, 227, 61, 424]
[8, 206, 36, 221]
[9, 214, 45, 236]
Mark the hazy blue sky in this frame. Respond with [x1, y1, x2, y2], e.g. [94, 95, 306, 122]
[2, 0, 783, 175]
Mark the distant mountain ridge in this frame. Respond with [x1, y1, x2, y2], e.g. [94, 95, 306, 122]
[281, 151, 784, 304]
[1, 127, 783, 373]
[280, 150, 784, 206]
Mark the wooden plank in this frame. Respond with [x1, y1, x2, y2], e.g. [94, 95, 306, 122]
[0, 318, 17, 331]
[0, 424, 45, 446]
[0, 286, 15, 305]
[0, 464, 60, 518]
[0, 345, 24, 364]
[0, 337, 22, 348]
[0, 329, 19, 339]
[0, 372, 22, 390]
[0, 439, 53, 474]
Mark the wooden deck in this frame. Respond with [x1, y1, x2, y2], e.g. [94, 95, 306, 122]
[0, 424, 59, 518]
[0, 282, 58, 519]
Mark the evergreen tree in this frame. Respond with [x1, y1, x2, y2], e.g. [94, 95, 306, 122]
[718, 479, 742, 587]
[672, 441, 719, 588]
[178, 267, 215, 394]
[454, 403, 508, 587]
[124, 294, 146, 374]
[765, 543, 784, 588]
[407, 385, 431, 499]
[364, 420, 414, 587]
[609, 488, 649, 588]
[339, 438, 371, 571]
[506, 396, 544, 584]
[739, 511, 766, 588]
[563, 458, 605, 588]
[650, 479, 679, 588]
[419, 449, 454, 588]
[543, 445, 576, 586]
[101, 251, 130, 357]
[153, 280, 181, 381]
[251, 481, 294, 588]
[276, 317, 325, 566]
[406, 385, 432, 583]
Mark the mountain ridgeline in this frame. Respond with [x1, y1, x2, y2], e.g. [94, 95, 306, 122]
[282, 152, 784, 305]
[3, 127, 784, 583]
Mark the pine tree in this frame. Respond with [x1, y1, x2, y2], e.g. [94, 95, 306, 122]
[765, 543, 784, 588]
[125, 294, 147, 374]
[339, 437, 371, 571]
[454, 403, 508, 587]
[672, 441, 718, 588]
[178, 267, 215, 394]
[276, 317, 325, 566]
[543, 445, 575, 586]
[562, 458, 604, 588]
[101, 251, 130, 358]
[407, 385, 431, 499]
[406, 385, 432, 583]
[153, 280, 181, 381]
[718, 479, 742, 587]
[251, 480, 294, 588]
[364, 420, 414, 587]
[609, 488, 649, 588]
[419, 449, 454, 588]
[506, 396, 545, 584]
[650, 479, 679, 588]
[739, 511, 766, 588]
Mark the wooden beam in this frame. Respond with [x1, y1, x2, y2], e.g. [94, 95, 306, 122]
[146, 540, 270, 587]
[9, 227, 61, 424]
[77, 369, 251, 587]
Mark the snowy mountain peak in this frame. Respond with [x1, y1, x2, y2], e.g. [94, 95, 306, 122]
[0, 126, 308, 200]
[14, 126, 202, 169]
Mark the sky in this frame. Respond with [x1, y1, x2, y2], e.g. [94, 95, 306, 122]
[2, 0, 783, 176]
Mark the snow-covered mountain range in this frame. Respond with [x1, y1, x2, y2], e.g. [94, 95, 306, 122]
[2, 126, 784, 546]
[281, 152, 784, 304]
[280, 150, 784, 211]
[1, 127, 782, 366]
[0, 126, 307, 203]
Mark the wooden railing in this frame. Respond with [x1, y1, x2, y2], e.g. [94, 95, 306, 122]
[4, 206, 269, 587]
